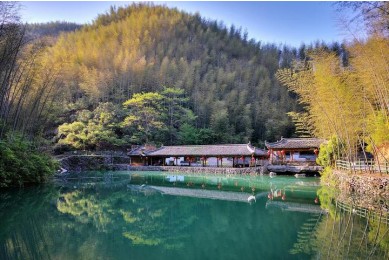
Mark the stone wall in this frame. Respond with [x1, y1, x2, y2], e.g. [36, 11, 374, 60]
[331, 170, 389, 196]
[324, 171, 389, 212]
[59, 155, 129, 171]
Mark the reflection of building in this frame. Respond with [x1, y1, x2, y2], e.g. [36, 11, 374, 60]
[149, 185, 256, 203]
[129, 143, 268, 167]
[265, 138, 325, 173]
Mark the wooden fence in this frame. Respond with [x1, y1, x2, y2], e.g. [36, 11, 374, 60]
[336, 200, 389, 225]
[335, 160, 389, 174]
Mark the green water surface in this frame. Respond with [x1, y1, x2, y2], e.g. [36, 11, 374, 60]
[1, 171, 388, 259]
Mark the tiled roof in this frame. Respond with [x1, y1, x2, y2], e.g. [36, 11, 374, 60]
[147, 144, 262, 157]
[255, 148, 268, 156]
[265, 138, 325, 150]
[128, 145, 156, 156]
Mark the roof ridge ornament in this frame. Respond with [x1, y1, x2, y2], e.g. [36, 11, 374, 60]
[246, 143, 255, 153]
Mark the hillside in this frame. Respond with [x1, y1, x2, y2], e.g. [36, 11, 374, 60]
[45, 3, 302, 147]
[25, 21, 82, 39]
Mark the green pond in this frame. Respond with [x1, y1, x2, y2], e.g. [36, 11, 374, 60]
[1, 171, 388, 259]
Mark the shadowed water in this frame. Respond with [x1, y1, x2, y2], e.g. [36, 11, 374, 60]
[0, 171, 388, 259]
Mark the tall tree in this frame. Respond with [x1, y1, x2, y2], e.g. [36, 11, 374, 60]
[122, 92, 167, 144]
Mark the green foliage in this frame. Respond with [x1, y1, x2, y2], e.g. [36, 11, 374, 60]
[57, 102, 126, 150]
[177, 123, 200, 145]
[366, 110, 389, 152]
[0, 136, 58, 187]
[46, 3, 301, 144]
[316, 136, 342, 167]
[287, 111, 314, 137]
[161, 87, 196, 144]
[122, 92, 167, 144]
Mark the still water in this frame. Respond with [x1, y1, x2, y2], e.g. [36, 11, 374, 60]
[0, 171, 388, 259]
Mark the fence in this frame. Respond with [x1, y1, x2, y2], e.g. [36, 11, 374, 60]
[336, 200, 389, 225]
[335, 159, 389, 174]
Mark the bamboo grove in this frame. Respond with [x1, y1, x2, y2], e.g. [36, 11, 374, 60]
[276, 2, 389, 163]
[0, 2, 59, 186]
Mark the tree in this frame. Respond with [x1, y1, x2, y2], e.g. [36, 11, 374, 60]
[177, 123, 200, 145]
[56, 103, 125, 150]
[122, 92, 167, 144]
[161, 87, 196, 145]
[277, 51, 365, 159]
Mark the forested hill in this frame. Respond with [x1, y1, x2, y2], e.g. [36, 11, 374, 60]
[25, 22, 82, 38]
[48, 3, 303, 148]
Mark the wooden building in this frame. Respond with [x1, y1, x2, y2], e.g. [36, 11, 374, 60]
[140, 143, 267, 167]
[265, 138, 325, 165]
[127, 145, 157, 166]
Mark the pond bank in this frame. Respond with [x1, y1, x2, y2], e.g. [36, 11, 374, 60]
[323, 170, 389, 212]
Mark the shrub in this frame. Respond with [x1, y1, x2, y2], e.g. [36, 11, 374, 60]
[0, 136, 58, 187]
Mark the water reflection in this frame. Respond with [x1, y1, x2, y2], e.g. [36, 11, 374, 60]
[312, 186, 389, 259]
[0, 172, 388, 259]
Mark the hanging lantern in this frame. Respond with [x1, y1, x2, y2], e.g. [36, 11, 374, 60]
[314, 149, 319, 155]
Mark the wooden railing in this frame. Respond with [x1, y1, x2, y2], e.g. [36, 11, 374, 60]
[336, 200, 389, 224]
[335, 159, 389, 174]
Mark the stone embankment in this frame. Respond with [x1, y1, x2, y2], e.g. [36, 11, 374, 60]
[331, 170, 389, 196]
[324, 170, 389, 212]
[58, 154, 129, 171]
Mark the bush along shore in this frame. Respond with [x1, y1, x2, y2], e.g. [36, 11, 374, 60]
[0, 137, 59, 187]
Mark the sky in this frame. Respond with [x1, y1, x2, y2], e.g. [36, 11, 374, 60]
[19, 1, 360, 47]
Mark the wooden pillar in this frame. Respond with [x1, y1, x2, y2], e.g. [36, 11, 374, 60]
[221, 157, 223, 167]
[232, 157, 235, 168]
[217, 157, 219, 167]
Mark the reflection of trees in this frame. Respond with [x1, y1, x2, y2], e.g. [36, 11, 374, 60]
[289, 214, 323, 256]
[0, 185, 117, 259]
[296, 185, 389, 259]
[56, 187, 197, 248]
